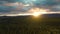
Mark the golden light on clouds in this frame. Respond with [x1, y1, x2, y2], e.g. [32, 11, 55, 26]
[28, 8, 48, 17]
[0, 7, 60, 16]
[28, 8, 40, 13]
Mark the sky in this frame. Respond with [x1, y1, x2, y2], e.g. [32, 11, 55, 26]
[0, 0, 60, 16]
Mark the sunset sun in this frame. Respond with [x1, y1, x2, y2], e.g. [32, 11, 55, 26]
[33, 12, 40, 17]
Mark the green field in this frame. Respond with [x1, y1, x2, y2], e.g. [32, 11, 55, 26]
[0, 15, 60, 34]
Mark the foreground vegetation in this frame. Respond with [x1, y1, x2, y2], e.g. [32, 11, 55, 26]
[0, 14, 60, 34]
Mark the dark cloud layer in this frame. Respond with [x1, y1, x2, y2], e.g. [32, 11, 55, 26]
[0, 0, 60, 15]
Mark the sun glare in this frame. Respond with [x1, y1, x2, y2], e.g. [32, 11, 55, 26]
[33, 12, 40, 17]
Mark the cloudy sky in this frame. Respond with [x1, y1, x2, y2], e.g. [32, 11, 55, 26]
[0, 0, 60, 16]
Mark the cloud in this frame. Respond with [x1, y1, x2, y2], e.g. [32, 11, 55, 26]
[0, 0, 23, 3]
[50, 5, 60, 11]
[0, 2, 32, 15]
[0, 0, 60, 16]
